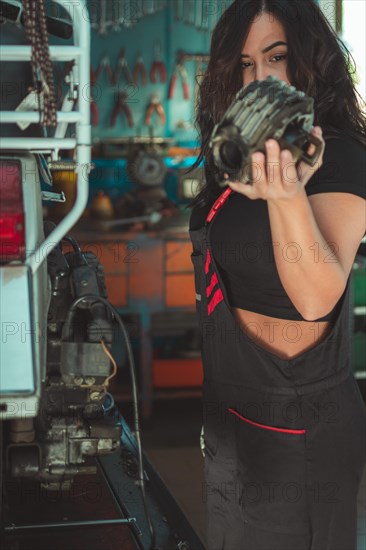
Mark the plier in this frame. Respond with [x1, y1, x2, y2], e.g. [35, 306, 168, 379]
[150, 42, 167, 84]
[110, 92, 134, 128]
[90, 98, 99, 127]
[92, 55, 114, 85]
[113, 49, 133, 86]
[168, 55, 190, 100]
[133, 53, 147, 87]
[144, 94, 166, 126]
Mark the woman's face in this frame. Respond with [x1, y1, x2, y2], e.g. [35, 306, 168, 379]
[241, 12, 291, 86]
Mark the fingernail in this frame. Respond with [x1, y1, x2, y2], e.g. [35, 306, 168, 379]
[266, 139, 276, 148]
[281, 150, 291, 160]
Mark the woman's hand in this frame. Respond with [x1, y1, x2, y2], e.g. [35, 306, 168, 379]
[226, 126, 325, 201]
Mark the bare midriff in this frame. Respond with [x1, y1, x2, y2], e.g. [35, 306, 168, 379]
[232, 307, 332, 360]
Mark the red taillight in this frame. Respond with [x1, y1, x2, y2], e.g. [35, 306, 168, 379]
[0, 161, 25, 262]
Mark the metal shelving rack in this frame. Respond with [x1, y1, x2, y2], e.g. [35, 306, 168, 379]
[0, 0, 91, 274]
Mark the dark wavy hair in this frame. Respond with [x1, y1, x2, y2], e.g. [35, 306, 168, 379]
[189, 0, 366, 208]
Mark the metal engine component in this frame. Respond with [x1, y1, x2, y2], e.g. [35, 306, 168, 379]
[7, 415, 121, 486]
[6, 236, 122, 488]
[127, 146, 167, 187]
[9, 419, 35, 444]
[209, 75, 324, 185]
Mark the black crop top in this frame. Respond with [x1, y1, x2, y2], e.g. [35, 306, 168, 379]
[189, 135, 366, 321]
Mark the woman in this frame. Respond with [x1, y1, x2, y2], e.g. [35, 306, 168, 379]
[189, 1, 366, 549]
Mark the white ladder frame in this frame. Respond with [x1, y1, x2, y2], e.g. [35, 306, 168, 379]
[0, 0, 91, 274]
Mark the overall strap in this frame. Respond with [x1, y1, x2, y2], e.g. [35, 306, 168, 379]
[206, 187, 233, 224]
[204, 187, 234, 316]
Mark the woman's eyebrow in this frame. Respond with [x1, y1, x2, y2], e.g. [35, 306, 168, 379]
[241, 41, 287, 57]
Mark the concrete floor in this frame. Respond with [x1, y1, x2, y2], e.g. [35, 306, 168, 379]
[137, 396, 366, 550]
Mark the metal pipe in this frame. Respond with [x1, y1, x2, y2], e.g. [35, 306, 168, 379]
[0, 45, 82, 61]
[99, 212, 162, 230]
[0, 138, 77, 149]
[4, 518, 137, 532]
[1, 112, 82, 124]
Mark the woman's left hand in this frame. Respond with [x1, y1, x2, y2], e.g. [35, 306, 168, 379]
[226, 126, 325, 201]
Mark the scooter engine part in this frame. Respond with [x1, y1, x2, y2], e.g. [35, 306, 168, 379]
[127, 148, 167, 187]
[209, 75, 324, 185]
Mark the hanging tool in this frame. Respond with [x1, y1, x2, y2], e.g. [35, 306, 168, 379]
[88, 1, 98, 30]
[90, 98, 99, 126]
[113, 49, 133, 86]
[116, 0, 124, 27]
[123, 0, 133, 28]
[201, 0, 210, 32]
[111, 1, 121, 32]
[93, 55, 114, 85]
[168, 54, 190, 100]
[110, 91, 134, 128]
[150, 41, 167, 84]
[144, 94, 166, 126]
[133, 53, 148, 87]
[98, 0, 108, 35]
[174, 0, 184, 21]
[185, 0, 195, 25]
[195, 0, 203, 30]
[134, 0, 144, 21]
[90, 63, 97, 86]
[143, 0, 155, 15]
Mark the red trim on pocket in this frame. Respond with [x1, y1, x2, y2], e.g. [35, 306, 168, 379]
[208, 288, 224, 315]
[206, 272, 218, 298]
[227, 408, 306, 435]
[205, 248, 211, 274]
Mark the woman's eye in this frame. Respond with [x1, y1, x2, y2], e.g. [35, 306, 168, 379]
[240, 62, 252, 70]
[271, 54, 287, 62]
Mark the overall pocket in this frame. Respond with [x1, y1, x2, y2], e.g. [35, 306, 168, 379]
[202, 385, 237, 468]
[228, 407, 310, 535]
[202, 415, 237, 467]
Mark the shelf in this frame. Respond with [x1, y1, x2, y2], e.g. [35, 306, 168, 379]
[153, 358, 203, 388]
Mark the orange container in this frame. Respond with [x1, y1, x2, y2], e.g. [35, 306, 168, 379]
[51, 167, 77, 217]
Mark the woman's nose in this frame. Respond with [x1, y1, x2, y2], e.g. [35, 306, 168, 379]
[255, 65, 272, 82]
[244, 65, 272, 85]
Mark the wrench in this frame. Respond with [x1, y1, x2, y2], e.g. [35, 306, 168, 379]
[195, 0, 203, 31]
[201, 0, 210, 32]
[98, 0, 107, 35]
[185, 0, 195, 26]
[143, 0, 155, 16]
[175, 0, 184, 21]
[111, 1, 121, 32]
